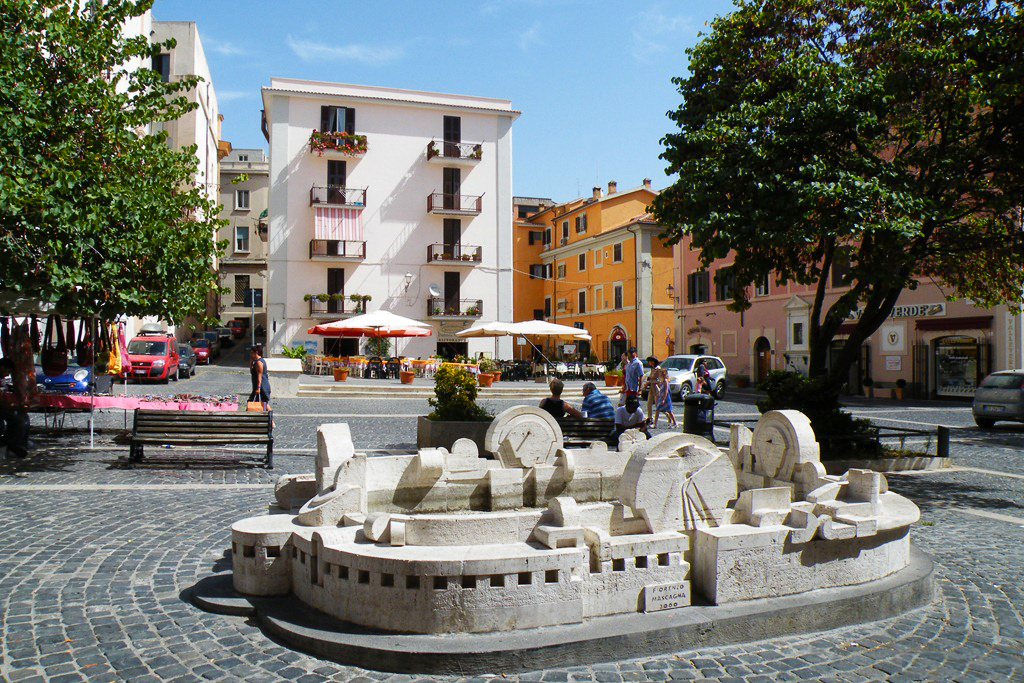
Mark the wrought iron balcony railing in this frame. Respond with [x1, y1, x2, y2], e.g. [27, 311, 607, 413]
[426, 244, 482, 263]
[426, 298, 483, 318]
[309, 239, 366, 259]
[307, 296, 353, 316]
[309, 185, 367, 207]
[426, 193, 482, 215]
[426, 140, 482, 161]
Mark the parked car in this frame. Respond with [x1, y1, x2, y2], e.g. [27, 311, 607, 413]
[126, 326, 179, 383]
[201, 331, 221, 359]
[972, 370, 1024, 428]
[35, 358, 113, 395]
[177, 344, 197, 379]
[217, 327, 234, 348]
[191, 338, 211, 364]
[228, 320, 245, 339]
[656, 354, 728, 399]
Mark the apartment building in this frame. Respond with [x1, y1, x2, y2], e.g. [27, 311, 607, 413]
[218, 148, 269, 334]
[673, 238, 1024, 399]
[519, 181, 675, 362]
[261, 79, 518, 358]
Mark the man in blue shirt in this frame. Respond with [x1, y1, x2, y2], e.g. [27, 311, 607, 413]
[624, 347, 644, 398]
[580, 382, 615, 420]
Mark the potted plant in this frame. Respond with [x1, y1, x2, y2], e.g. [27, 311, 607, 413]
[417, 365, 494, 452]
[333, 366, 349, 382]
[863, 376, 874, 399]
[894, 378, 907, 400]
[400, 368, 416, 384]
[442, 252, 453, 261]
[316, 293, 329, 303]
[605, 368, 623, 387]
[478, 357, 498, 385]
[303, 294, 313, 302]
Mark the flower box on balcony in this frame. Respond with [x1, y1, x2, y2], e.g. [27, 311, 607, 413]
[309, 130, 368, 157]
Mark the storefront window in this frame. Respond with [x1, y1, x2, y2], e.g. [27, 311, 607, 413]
[934, 336, 982, 398]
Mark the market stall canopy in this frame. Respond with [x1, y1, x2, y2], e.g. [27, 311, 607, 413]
[308, 310, 433, 338]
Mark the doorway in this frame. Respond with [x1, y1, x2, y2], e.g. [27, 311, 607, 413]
[755, 336, 772, 382]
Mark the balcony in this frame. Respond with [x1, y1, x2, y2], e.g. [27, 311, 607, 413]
[309, 130, 368, 157]
[426, 140, 482, 165]
[307, 295, 357, 318]
[426, 298, 483, 320]
[426, 243, 482, 266]
[309, 185, 367, 207]
[309, 239, 366, 260]
[427, 193, 482, 216]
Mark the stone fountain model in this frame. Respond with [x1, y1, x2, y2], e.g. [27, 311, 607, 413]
[197, 407, 932, 673]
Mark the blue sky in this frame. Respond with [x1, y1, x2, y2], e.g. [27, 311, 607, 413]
[151, 0, 738, 202]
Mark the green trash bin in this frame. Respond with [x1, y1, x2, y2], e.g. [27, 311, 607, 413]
[682, 392, 715, 438]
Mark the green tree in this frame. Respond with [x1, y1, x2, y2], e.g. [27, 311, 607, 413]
[652, 0, 1024, 395]
[0, 0, 225, 322]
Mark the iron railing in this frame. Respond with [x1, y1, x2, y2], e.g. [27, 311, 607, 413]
[427, 193, 482, 215]
[426, 140, 482, 161]
[308, 296, 352, 316]
[309, 239, 366, 259]
[309, 185, 367, 206]
[426, 298, 483, 318]
[426, 244, 482, 262]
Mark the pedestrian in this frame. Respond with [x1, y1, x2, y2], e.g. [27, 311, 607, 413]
[580, 382, 615, 420]
[249, 345, 271, 411]
[652, 366, 677, 428]
[694, 357, 712, 394]
[538, 378, 583, 420]
[644, 356, 660, 418]
[624, 347, 644, 399]
[612, 395, 649, 441]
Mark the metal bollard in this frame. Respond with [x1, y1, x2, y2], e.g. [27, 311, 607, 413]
[937, 426, 949, 458]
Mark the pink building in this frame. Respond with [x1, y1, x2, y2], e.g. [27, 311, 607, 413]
[672, 236, 1024, 400]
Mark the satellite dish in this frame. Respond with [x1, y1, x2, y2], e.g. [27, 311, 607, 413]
[427, 283, 441, 297]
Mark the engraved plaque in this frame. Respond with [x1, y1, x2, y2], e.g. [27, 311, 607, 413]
[643, 581, 690, 612]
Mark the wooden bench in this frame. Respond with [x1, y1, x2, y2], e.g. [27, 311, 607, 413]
[128, 409, 274, 468]
[557, 417, 617, 447]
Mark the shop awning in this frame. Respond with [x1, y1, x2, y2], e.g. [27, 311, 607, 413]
[915, 315, 992, 332]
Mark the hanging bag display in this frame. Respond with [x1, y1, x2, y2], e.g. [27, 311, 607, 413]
[11, 321, 37, 405]
[40, 314, 68, 377]
[105, 323, 122, 375]
[76, 319, 94, 367]
[94, 320, 110, 375]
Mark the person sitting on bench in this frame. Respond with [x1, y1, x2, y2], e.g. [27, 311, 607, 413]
[580, 382, 615, 420]
[612, 395, 650, 440]
[538, 378, 582, 420]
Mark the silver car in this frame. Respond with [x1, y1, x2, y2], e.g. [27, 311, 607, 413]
[659, 354, 728, 398]
[972, 370, 1024, 428]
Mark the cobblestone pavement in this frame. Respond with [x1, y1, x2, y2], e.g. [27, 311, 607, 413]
[1, 361, 1021, 682]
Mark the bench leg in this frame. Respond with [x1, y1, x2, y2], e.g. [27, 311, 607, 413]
[265, 444, 274, 469]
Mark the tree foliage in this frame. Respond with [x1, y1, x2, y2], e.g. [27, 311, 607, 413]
[652, 0, 1024, 386]
[0, 0, 225, 322]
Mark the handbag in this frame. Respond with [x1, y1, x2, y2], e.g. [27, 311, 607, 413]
[40, 314, 68, 377]
[93, 321, 109, 375]
[246, 401, 266, 412]
[76, 319, 94, 367]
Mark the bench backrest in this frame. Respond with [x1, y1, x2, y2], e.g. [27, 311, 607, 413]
[558, 417, 615, 438]
[132, 409, 272, 437]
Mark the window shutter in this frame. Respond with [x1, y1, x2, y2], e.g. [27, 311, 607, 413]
[320, 106, 331, 132]
[345, 107, 356, 135]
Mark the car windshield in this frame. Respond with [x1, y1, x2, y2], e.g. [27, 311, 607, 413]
[127, 340, 167, 355]
[662, 358, 694, 371]
[980, 374, 1024, 389]
[194, 339, 209, 348]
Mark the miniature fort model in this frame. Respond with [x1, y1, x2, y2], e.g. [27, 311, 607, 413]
[229, 407, 920, 634]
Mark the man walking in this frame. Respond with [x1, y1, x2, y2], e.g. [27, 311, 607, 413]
[624, 347, 644, 399]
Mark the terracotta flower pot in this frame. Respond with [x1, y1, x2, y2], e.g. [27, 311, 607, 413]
[605, 374, 621, 387]
[478, 373, 494, 388]
[400, 370, 415, 384]
[333, 367, 349, 382]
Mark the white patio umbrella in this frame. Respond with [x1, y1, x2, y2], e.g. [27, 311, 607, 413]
[456, 320, 590, 363]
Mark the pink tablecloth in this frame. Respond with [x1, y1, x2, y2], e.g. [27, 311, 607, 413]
[2, 393, 238, 412]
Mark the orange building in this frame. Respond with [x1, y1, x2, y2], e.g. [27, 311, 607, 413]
[513, 181, 676, 362]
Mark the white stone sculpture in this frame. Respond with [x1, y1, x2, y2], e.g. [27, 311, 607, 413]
[228, 407, 920, 634]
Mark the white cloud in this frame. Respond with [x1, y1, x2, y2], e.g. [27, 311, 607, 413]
[285, 35, 404, 66]
[217, 90, 251, 103]
[630, 5, 698, 62]
[208, 39, 248, 57]
[517, 22, 543, 52]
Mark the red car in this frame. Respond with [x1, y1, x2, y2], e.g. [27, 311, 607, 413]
[191, 338, 212, 364]
[228, 320, 245, 339]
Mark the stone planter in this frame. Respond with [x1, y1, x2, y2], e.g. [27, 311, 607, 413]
[333, 367, 349, 382]
[605, 374, 622, 387]
[416, 416, 492, 454]
[400, 370, 415, 384]
[477, 373, 494, 388]
[735, 376, 750, 389]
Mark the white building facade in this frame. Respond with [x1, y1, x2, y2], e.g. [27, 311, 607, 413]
[218, 148, 269, 335]
[261, 79, 518, 358]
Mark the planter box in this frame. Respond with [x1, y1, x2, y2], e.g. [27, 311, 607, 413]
[333, 368, 349, 382]
[416, 416, 492, 455]
[400, 370, 415, 384]
[478, 373, 494, 388]
[605, 374, 622, 387]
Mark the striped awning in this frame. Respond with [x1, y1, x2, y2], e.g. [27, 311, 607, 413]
[314, 206, 363, 241]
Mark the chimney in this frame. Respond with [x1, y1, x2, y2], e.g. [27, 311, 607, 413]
[642, 178, 652, 189]
[607, 180, 618, 195]
[592, 187, 602, 200]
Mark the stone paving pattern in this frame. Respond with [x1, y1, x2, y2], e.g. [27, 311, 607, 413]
[1, 350, 1021, 682]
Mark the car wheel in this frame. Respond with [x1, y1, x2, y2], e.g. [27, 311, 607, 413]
[171, 366, 178, 381]
[714, 380, 725, 398]
[974, 417, 995, 429]
[677, 381, 692, 400]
